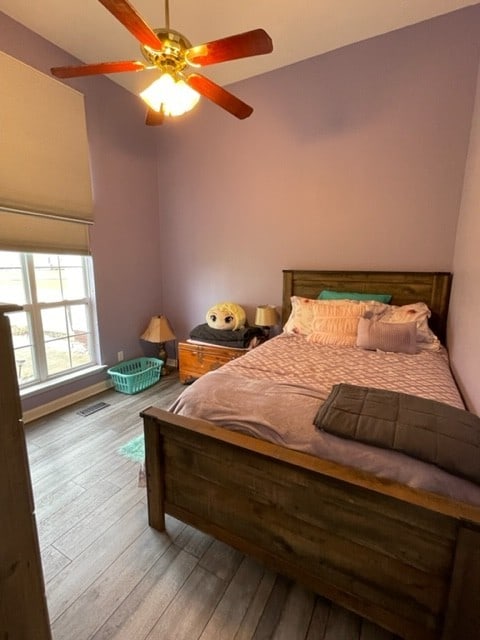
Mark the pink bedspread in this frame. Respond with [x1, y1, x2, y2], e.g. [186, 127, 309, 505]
[170, 333, 480, 505]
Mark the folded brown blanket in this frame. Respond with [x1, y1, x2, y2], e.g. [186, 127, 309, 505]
[314, 384, 480, 485]
[189, 323, 264, 348]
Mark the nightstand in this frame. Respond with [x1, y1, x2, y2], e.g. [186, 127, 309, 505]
[178, 341, 247, 384]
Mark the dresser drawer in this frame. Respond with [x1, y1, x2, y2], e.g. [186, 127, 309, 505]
[178, 342, 247, 383]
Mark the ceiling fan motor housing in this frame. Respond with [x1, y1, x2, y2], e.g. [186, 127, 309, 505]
[141, 28, 192, 74]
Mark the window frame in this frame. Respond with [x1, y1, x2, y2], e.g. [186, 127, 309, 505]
[3, 251, 100, 389]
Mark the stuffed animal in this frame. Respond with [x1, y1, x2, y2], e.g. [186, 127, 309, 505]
[206, 302, 246, 331]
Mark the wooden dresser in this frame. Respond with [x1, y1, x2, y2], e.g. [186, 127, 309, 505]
[0, 304, 52, 639]
[178, 341, 247, 384]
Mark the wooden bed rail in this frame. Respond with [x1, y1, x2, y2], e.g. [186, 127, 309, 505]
[142, 406, 480, 640]
[142, 406, 480, 524]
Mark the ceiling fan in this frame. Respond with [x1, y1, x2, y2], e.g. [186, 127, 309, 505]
[51, 0, 273, 125]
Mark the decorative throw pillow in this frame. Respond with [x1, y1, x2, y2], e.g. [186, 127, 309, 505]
[318, 289, 392, 304]
[379, 302, 440, 351]
[283, 297, 385, 346]
[356, 316, 417, 354]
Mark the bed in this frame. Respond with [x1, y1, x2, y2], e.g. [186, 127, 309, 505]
[141, 270, 480, 640]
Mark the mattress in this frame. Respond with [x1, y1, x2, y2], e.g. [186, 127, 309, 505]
[170, 333, 480, 505]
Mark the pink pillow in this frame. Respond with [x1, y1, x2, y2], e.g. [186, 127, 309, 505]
[356, 317, 417, 354]
[378, 302, 440, 351]
[283, 297, 385, 346]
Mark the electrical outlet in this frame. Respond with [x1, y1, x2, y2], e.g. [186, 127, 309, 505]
[117, 351, 124, 362]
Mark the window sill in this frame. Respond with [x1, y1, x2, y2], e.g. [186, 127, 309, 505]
[20, 364, 108, 399]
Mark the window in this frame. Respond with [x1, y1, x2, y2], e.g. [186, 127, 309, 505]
[0, 251, 100, 389]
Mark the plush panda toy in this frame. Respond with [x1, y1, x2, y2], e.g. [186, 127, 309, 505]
[206, 302, 246, 331]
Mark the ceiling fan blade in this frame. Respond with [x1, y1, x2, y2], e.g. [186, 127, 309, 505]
[185, 73, 253, 120]
[97, 0, 164, 49]
[186, 29, 273, 67]
[51, 60, 145, 78]
[145, 108, 165, 126]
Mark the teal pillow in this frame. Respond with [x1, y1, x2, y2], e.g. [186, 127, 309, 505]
[318, 289, 392, 303]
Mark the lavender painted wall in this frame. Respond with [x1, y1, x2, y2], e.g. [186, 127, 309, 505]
[449, 57, 480, 414]
[0, 12, 163, 411]
[158, 8, 480, 344]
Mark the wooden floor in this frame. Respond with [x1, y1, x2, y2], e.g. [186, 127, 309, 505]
[25, 373, 402, 640]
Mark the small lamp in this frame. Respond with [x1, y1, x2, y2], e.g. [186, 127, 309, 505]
[140, 315, 176, 375]
[254, 305, 278, 339]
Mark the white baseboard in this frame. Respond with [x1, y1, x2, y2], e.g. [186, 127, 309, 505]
[23, 379, 113, 424]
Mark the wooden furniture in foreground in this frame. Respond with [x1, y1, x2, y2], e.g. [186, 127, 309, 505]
[142, 271, 480, 640]
[0, 304, 51, 639]
[178, 341, 247, 383]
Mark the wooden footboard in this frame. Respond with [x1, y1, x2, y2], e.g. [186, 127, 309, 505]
[142, 407, 480, 640]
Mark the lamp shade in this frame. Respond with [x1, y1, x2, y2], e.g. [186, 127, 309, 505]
[140, 315, 176, 343]
[255, 305, 278, 327]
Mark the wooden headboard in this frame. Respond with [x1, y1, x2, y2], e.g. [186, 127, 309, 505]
[282, 270, 452, 345]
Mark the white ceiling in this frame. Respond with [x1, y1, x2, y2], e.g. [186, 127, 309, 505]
[1, 0, 478, 96]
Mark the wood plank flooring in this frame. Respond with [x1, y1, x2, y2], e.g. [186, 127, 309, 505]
[25, 373, 402, 640]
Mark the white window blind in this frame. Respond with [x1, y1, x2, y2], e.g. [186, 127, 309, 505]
[0, 51, 93, 254]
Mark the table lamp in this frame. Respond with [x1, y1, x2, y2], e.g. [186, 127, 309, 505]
[140, 314, 176, 374]
[254, 305, 278, 339]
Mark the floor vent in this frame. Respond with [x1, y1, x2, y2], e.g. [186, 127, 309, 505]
[76, 401, 110, 417]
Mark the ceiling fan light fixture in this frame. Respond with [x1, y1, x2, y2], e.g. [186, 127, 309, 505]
[140, 73, 200, 117]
